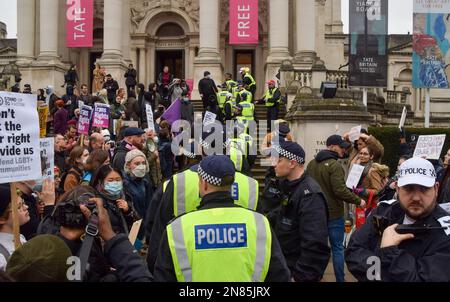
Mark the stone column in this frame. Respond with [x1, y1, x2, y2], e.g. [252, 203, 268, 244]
[130, 47, 138, 67]
[192, 0, 222, 99]
[99, 0, 126, 88]
[38, 0, 59, 61]
[16, 0, 36, 64]
[267, 0, 290, 61]
[332, 0, 343, 34]
[102, 0, 123, 60]
[266, 0, 291, 82]
[122, 0, 131, 63]
[139, 47, 146, 84]
[315, 0, 326, 61]
[295, 0, 316, 63]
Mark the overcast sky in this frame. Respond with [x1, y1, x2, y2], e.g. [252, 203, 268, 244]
[0, 0, 413, 39]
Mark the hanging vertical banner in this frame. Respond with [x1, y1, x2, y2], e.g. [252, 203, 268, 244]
[66, 0, 94, 48]
[412, 1, 450, 88]
[229, 0, 259, 45]
[349, 0, 388, 87]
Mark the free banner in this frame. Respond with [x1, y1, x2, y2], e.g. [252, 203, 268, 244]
[229, 0, 259, 45]
[0, 92, 41, 184]
[349, 0, 388, 87]
[412, 0, 450, 88]
[92, 103, 110, 129]
[66, 0, 94, 48]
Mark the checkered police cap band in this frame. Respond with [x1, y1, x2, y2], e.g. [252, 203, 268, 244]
[198, 165, 222, 186]
[273, 144, 305, 164]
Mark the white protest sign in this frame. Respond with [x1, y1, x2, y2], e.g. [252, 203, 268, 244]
[399, 106, 407, 130]
[39, 138, 54, 180]
[0, 92, 41, 183]
[145, 104, 155, 132]
[346, 164, 365, 189]
[348, 125, 362, 142]
[413, 135, 446, 160]
[78, 100, 84, 111]
[203, 111, 217, 126]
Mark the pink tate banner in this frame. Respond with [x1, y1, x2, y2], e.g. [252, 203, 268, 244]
[66, 0, 94, 48]
[229, 0, 259, 45]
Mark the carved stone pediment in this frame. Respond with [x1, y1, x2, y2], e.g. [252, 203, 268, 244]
[130, 0, 199, 32]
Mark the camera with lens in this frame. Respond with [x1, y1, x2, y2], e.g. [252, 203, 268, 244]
[54, 193, 96, 229]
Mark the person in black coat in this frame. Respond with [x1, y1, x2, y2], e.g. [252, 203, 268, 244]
[62, 64, 79, 88]
[198, 71, 218, 114]
[271, 141, 330, 282]
[346, 157, 450, 282]
[103, 74, 120, 102]
[124, 64, 137, 93]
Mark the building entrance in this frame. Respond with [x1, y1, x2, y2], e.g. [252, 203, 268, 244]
[155, 50, 184, 81]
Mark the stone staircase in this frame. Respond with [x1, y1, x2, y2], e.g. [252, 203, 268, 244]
[190, 99, 287, 190]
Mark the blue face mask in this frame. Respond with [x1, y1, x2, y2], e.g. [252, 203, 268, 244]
[104, 181, 123, 198]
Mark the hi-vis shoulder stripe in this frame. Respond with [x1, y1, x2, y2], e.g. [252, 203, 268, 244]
[273, 145, 304, 164]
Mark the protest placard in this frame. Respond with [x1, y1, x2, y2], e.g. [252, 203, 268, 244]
[78, 105, 92, 135]
[346, 164, 365, 189]
[39, 138, 54, 180]
[92, 103, 110, 128]
[121, 120, 139, 128]
[348, 125, 362, 142]
[145, 104, 155, 132]
[203, 111, 217, 126]
[78, 100, 84, 111]
[128, 219, 142, 245]
[38, 105, 49, 138]
[0, 92, 41, 183]
[413, 135, 446, 160]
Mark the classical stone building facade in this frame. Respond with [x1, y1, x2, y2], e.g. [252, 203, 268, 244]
[15, 0, 345, 99]
[9, 0, 450, 127]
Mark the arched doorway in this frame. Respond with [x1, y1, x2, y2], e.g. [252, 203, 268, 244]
[155, 22, 185, 80]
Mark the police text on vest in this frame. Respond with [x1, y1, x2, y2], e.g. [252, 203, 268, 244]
[195, 224, 247, 250]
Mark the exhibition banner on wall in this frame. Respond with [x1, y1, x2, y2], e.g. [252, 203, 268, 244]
[229, 0, 259, 45]
[349, 0, 388, 87]
[412, 0, 450, 88]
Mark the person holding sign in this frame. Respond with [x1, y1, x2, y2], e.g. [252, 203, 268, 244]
[343, 129, 385, 168]
[307, 135, 366, 282]
[0, 184, 29, 271]
[346, 158, 450, 282]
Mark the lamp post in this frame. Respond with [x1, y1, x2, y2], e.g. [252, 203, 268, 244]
[0, 61, 22, 91]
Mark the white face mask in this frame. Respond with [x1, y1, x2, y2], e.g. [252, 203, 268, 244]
[132, 165, 147, 178]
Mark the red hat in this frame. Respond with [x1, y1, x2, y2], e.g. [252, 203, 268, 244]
[267, 80, 276, 85]
[67, 120, 77, 126]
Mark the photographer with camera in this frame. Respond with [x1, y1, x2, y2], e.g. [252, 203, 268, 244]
[346, 157, 450, 281]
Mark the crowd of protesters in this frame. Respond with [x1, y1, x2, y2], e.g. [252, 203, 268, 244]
[1, 62, 450, 283]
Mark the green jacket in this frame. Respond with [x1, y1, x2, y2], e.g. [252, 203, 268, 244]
[307, 150, 361, 220]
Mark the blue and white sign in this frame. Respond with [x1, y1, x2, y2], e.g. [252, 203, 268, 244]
[195, 223, 247, 250]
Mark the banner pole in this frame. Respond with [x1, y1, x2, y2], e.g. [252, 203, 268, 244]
[10, 183, 22, 250]
[425, 88, 430, 128]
